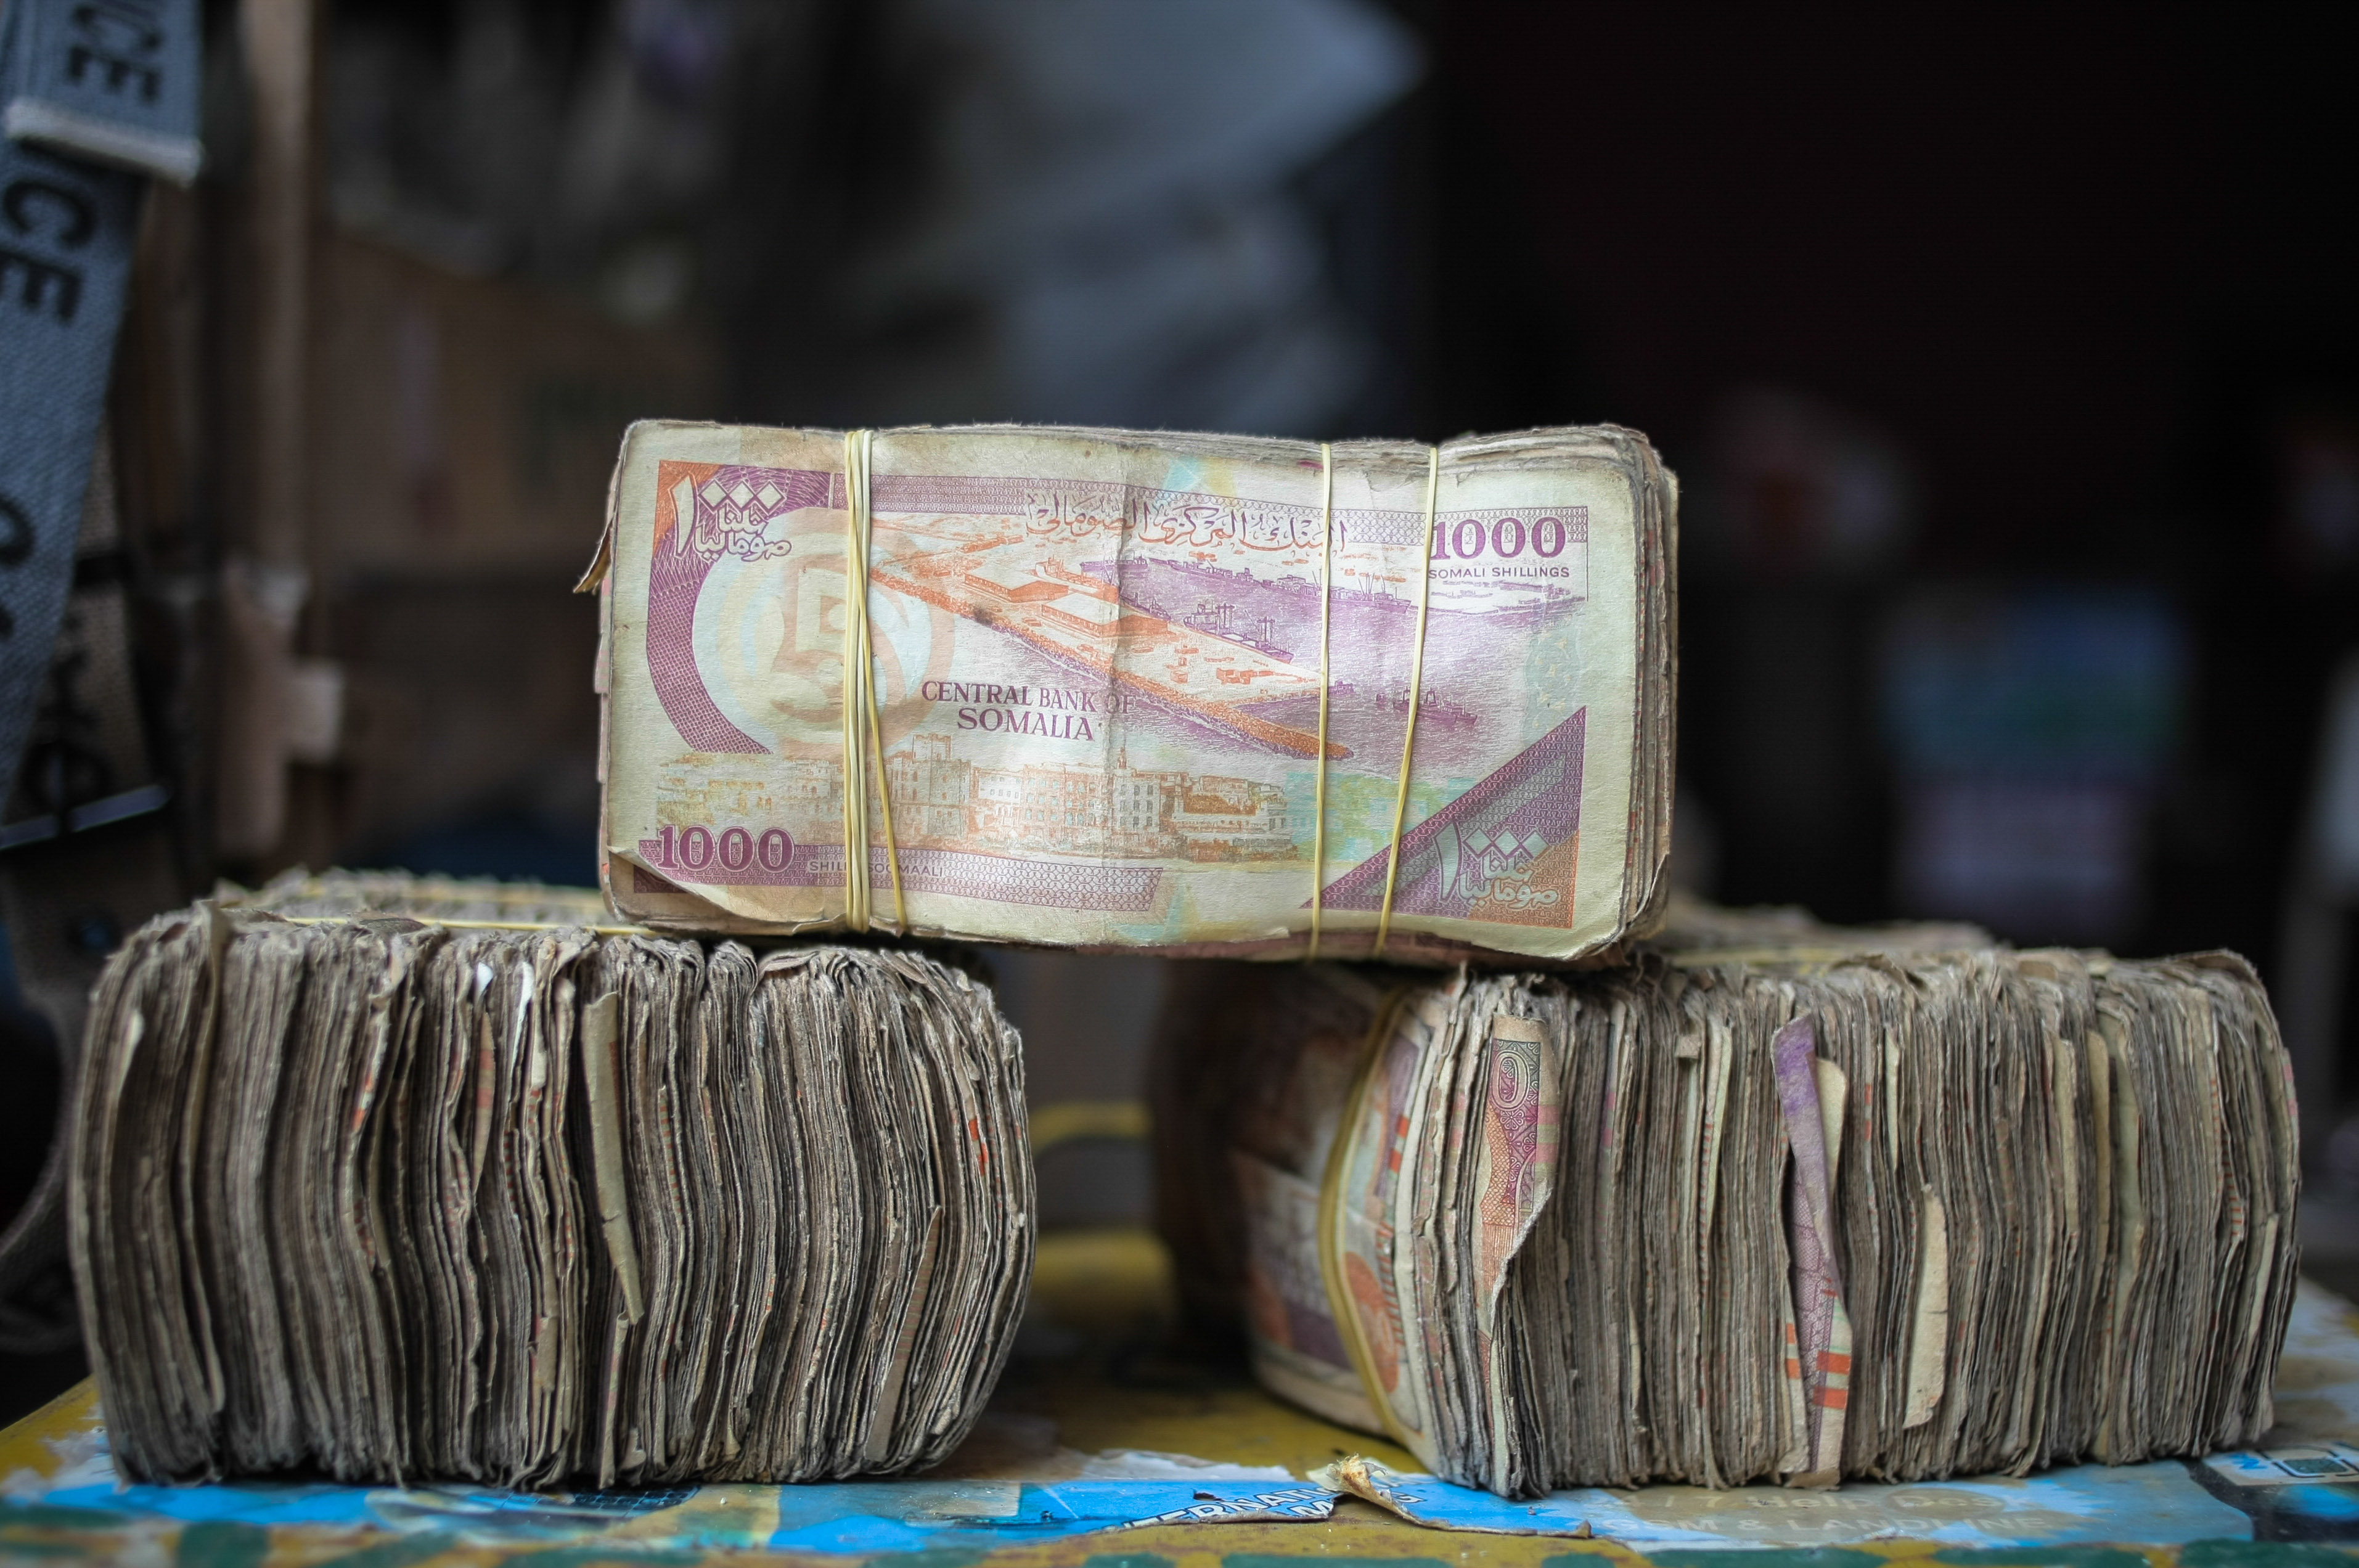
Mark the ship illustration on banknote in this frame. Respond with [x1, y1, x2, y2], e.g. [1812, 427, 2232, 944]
[594, 423, 1675, 962]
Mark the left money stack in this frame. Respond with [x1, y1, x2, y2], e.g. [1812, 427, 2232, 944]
[68, 882, 1034, 1487]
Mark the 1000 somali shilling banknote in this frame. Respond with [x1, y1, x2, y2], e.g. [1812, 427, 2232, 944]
[587, 423, 1676, 963]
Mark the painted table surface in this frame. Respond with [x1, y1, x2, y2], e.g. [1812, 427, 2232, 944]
[9, 1229, 2359, 1566]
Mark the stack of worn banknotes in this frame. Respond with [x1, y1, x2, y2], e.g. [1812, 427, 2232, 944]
[66, 422, 2296, 1500]
[1150, 898, 2298, 1496]
[75, 874, 1031, 1486]
[587, 422, 1677, 964]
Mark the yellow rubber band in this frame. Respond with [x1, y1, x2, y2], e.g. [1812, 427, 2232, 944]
[265, 878, 596, 907]
[855, 433, 908, 934]
[1306, 441, 1335, 963]
[1664, 945, 1884, 970]
[1314, 984, 1423, 1457]
[867, 669, 907, 935]
[841, 431, 873, 931]
[1027, 1099, 1151, 1151]
[274, 915, 652, 936]
[838, 429, 910, 935]
[1373, 446, 1439, 958]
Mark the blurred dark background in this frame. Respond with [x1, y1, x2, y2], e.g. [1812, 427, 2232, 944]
[4, 0, 2359, 1411]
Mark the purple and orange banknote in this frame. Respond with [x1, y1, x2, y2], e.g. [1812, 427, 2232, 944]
[587, 423, 1674, 962]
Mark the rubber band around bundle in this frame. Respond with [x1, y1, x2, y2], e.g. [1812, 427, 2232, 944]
[1307, 443, 1336, 962]
[275, 914, 652, 936]
[1314, 982, 1430, 1462]
[840, 429, 908, 935]
[1372, 446, 1441, 958]
[259, 876, 608, 909]
[1664, 945, 1960, 970]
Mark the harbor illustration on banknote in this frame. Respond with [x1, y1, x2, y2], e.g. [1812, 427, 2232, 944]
[595, 423, 1674, 960]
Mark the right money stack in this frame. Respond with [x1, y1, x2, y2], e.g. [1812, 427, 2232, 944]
[1153, 905, 2299, 1498]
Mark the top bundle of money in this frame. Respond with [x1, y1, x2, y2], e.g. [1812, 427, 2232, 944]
[588, 423, 1675, 965]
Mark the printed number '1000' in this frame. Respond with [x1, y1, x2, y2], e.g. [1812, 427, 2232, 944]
[645, 822, 793, 873]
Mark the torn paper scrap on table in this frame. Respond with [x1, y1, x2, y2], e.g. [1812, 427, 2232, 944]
[1312, 1455, 2259, 1549]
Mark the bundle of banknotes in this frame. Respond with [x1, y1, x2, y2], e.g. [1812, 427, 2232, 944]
[590, 422, 1675, 965]
[1151, 902, 2299, 1497]
[70, 884, 1033, 1487]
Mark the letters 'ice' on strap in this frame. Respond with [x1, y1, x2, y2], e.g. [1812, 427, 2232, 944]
[838, 430, 907, 934]
[1373, 446, 1441, 957]
[0, 1, 152, 820]
[1, 0, 204, 184]
[1307, 442, 1335, 962]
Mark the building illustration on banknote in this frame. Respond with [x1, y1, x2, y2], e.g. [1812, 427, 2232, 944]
[632, 467, 1588, 920]
[656, 741, 1309, 864]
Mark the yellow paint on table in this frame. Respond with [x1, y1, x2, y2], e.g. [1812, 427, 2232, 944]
[0, 1378, 97, 1480]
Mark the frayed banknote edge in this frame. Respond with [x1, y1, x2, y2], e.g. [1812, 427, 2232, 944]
[1308, 1456, 1595, 1538]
